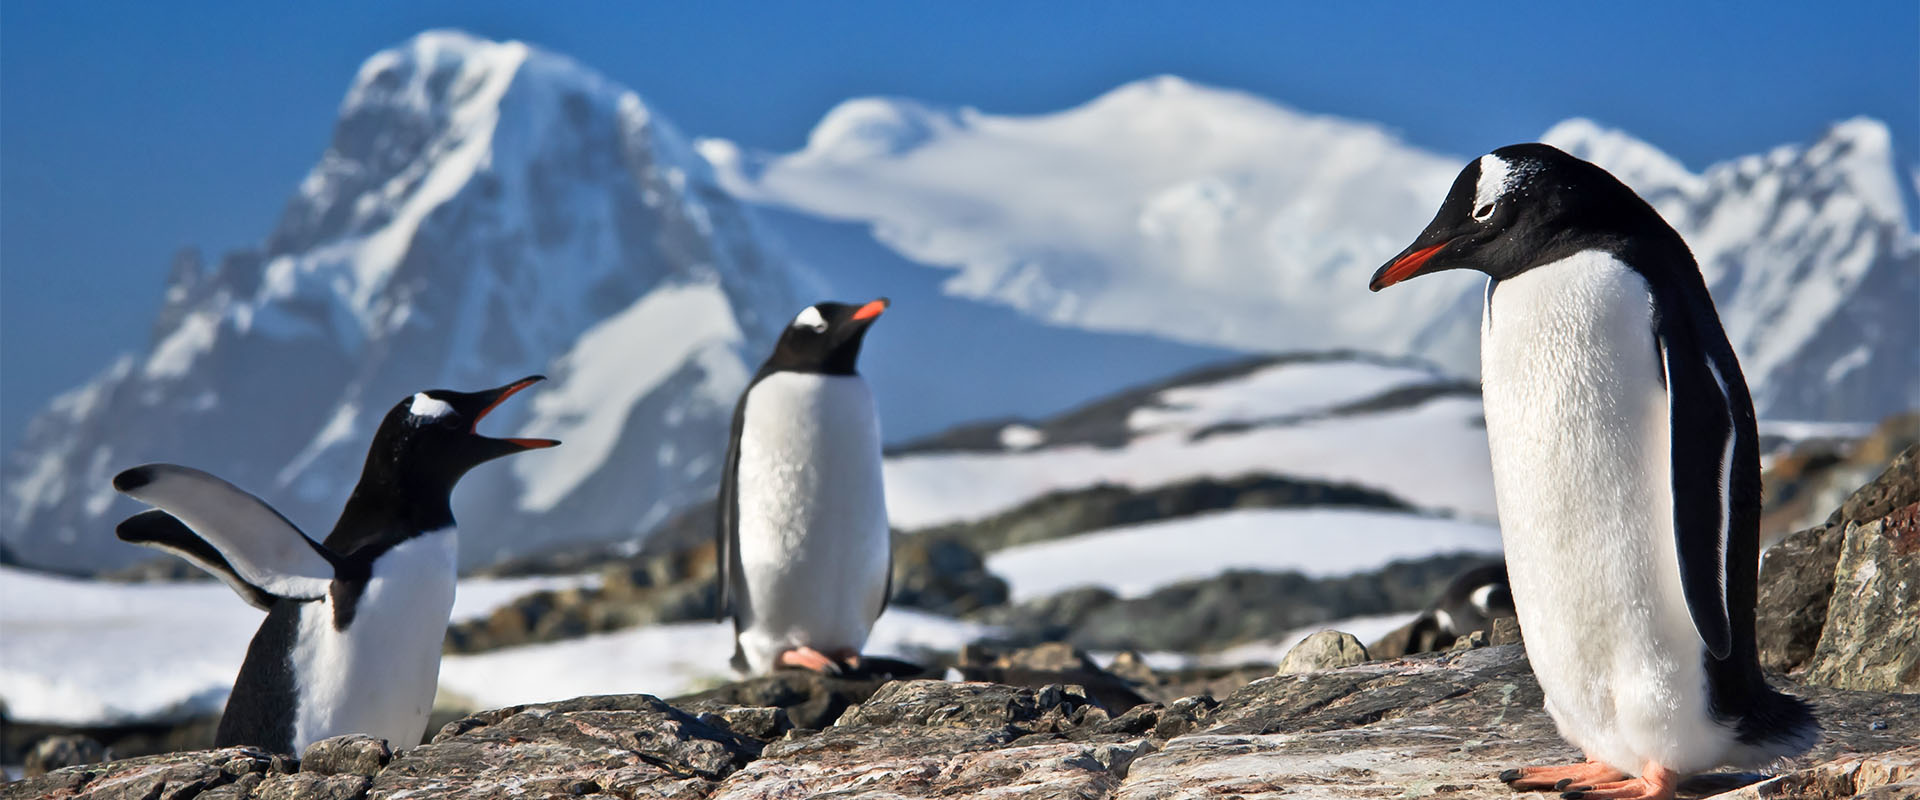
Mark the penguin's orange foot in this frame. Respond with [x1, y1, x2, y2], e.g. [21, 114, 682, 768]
[1559, 763, 1680, 800]
[1499, 760, 1627, 792]
[830, 648, 864, 673]
[775, 646, 844, 675]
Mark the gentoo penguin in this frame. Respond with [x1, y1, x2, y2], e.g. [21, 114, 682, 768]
[111, 377, 558, 753]
[1369, 145, 1816, 799]
[1406, 562, 1515, 652]
[716, 299, 892, 676]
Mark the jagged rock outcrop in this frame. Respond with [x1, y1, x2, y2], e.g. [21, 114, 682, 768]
[1758, 443, 1920, 691]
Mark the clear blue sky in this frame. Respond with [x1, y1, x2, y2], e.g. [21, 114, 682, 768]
[3, 0, 1915, 452]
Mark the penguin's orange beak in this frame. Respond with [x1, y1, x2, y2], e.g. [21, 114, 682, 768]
[1369, 240, 1451, 291]
[851, 298, 889, 321]
[470, 376, 559, 450]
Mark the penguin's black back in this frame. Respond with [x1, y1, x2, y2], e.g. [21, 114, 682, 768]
[215, 599, 303, 753]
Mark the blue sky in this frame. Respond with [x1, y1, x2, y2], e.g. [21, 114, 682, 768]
[3, 0, 1915, 452]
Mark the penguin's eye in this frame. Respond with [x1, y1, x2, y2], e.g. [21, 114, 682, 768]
[791, 306, 828, 333]
[1472, 202, 1496, 222]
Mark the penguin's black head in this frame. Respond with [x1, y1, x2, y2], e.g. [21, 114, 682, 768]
[762, 298, 889, 375]
[1369, 143, 1668, 291]
[365, 375, 560, 491]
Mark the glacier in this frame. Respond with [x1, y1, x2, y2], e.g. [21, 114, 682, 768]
[711, 77, 1919, 424]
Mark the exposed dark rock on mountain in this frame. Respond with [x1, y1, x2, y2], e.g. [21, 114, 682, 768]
[910, 473, 1411, 555]
[969, 553, 1492, 653]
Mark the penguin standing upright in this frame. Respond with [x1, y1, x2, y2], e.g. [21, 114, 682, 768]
[112, 377, 558, 753]
[1369, 145, 1816, 799]
[717, 299, 892, 676]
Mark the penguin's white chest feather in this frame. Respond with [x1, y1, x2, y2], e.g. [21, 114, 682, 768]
[291, 529, 457, 751]
[733, 372, 890, 674]
[1481, 251, 1729, 774]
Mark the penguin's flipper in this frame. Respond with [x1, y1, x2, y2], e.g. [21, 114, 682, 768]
[112, 463, 337, 601]
[1654, 310, 1742, 660]
[716, 396, 747, 625]
[872, 539, 892, 624]
[116, 510, 280, 610]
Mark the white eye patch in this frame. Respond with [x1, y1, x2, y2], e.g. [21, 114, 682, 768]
[409, 392, 454, 420]
[1469, 582, 1499, 613]
[1474, 155, 1513, 214]
[791, 306, 828, 332]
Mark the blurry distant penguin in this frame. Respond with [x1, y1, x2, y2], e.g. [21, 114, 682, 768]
[112, 377, 558, 753]
[1406, 562, 1515, 651]
[717, 299, 891, 676]
[1370, 145, 1815, 799]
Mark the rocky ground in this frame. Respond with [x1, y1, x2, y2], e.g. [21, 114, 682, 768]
[10, 643, 1918, 799]
[10, 444, 1918, 798]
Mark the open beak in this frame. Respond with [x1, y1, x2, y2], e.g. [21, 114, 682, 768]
[851, 297, 889, 321]
[1369, 240, 1452, 292]
[468, 375, 559, 450]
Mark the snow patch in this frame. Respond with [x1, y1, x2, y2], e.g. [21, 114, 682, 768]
[986, 508, 1501, 602]
[512, 282, 749, 512]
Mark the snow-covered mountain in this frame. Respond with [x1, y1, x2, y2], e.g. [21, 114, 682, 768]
[708, 76, 1919, 423]
[3, 31, 803, 571]
[883, 352, 1496, 531]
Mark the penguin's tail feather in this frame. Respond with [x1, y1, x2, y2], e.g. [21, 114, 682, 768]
[1731, 685, 1820, 764]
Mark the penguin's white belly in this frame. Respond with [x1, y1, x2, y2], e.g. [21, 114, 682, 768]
[291, 530, 457, 751]
[734, 373, 890, 675]
[1481, 252, 1729, 774]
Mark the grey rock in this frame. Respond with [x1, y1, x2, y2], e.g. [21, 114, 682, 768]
[1704, 745, 1920, 799]
[23, 734, 106, 777]
[1757, 518, 1847, 673]
[1448, 629, 1491, 650]
[195, 772, 265, 800]
[711, 680, 1148, 799]
[2, 746, 272, 800]
[371, 693, 759, 799]
[300, 734, 391, 777]
[253, 773, 372, 800]
[1760, 444, 1920, 675]
[954, 642, 1152, 713]
[672, 668, 909, 731]
[1275, 630, 1369, 675]
[1490, 615, 1524, 646]
[834, 680, 1099, 730]
[696, 707, 792, 743]
[1118, 645, 1920, 799]
[1803, 502, 1920, 692]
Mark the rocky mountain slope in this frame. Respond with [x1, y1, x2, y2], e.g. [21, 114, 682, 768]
[711, 78, 1919, 424]
[2, 31, 802, 572]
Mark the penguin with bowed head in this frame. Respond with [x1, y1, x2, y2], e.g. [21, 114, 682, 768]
[1369, 145, 1816, 799]
[112, 376, 558, 753]
[716, 298, 893, 676]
